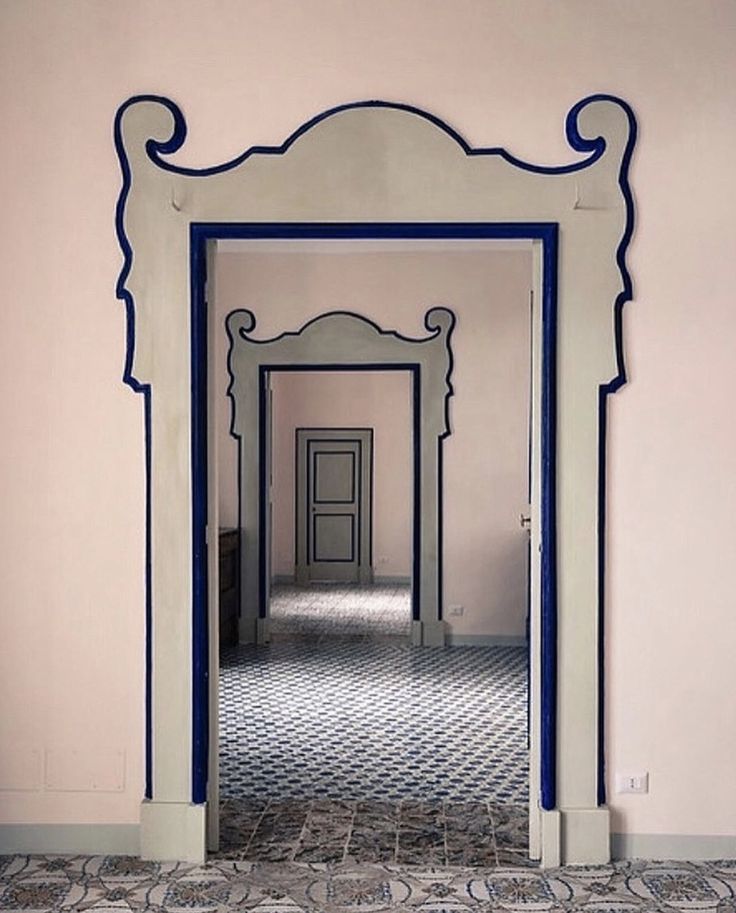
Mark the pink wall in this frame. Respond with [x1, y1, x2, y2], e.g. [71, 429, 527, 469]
[214, 249, 532, 636]
[1, 0, 735, 838]
[270, 372, 413, 580]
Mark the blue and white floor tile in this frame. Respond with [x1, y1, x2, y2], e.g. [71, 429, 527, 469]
[268, 582, 412, 642]
[2, 854, 736, 912]
[220, 583, 530, 863]
[220, 639, 529, 804]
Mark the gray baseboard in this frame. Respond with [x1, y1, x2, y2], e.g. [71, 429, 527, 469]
[272, 574, 295, 585]
[0, 823, 139, 856]
[446, 633, 527, 647]
[272, 574, 411, 586]
[612, 832, 736, 860]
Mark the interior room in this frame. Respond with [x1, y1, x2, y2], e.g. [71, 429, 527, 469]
[214, 244, 534, 862]
[2, 3, 735, 909]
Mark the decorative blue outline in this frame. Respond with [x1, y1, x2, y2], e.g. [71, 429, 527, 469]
[113, 94, 636, 817]
[207, 224, 555, 811]
[595, 99, 637, 806]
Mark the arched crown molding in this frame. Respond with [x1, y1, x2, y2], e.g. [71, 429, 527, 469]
[225, 306, 456, 439]
[115, 95, 635, 391]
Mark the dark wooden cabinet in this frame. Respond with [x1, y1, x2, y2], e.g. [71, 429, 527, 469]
[219, 528, 239, 647]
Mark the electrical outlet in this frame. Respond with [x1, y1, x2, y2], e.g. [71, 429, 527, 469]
[615, 772, 649, 794]
[448, 604, 464, 616]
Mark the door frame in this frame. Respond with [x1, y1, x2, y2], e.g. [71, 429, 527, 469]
[294, 426, 374, 586]
[226, 306, 455, 645]
[114, 96, 636, 865]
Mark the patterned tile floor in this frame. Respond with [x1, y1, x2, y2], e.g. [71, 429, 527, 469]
[219, 641, 529, 805]
[218, 798, 530, 867]
[268, 582, 412, 643]
[220, 583, 529, 864]
[2, 586, 732, 908]
[2, 853, 736, 912]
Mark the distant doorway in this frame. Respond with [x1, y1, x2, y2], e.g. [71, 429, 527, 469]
[296, 428, 374, 585]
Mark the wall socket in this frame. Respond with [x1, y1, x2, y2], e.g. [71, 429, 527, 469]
[615, 772, 649, 794]
[448, 604, 464, 616]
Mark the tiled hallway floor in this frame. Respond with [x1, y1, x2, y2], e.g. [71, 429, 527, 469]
[219, 584, 530, 864]
[219, 641, 528, 806]
[268, 582, 412, 642]
[218, 798, 529, 866]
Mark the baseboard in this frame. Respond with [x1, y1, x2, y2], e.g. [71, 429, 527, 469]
[612, 832, 736, 860]
[0, 823, 139, 855]
[446, 633, 527, 647]
[272, 574, 411, 586]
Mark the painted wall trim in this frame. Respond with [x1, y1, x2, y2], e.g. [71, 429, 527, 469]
[225, 307, 456, 647]
[447, 634, 528, 647]
[272, 574, 412, 585]
[0, 824, 140, 856]
[611, 832, 736, 861]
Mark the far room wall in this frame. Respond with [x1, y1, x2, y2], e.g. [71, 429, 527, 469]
[215, 247, 532, 638]
[270, 371, 413, 581]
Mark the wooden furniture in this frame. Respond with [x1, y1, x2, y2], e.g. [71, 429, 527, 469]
[219, 528, 239, 647]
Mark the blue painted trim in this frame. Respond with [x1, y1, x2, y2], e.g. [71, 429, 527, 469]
[199, 225, 553, 812]
[257, 369, 268, 617]
[132, 97, 610, 180]
[412, 369, 422, 623]
[113, 99, 156, 800]
[539, 225, 558, 812]
[190, 231, 209, 806]
[595, 100, 638, 807]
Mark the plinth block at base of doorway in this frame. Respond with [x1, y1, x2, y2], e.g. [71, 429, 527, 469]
[140, 800, 206, 862]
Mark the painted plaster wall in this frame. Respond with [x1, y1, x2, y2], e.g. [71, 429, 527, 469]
[1, 0, 735, 840]
[214, 249, 531, 618]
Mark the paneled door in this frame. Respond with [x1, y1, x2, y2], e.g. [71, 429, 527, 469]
[295, 428, 373, 584]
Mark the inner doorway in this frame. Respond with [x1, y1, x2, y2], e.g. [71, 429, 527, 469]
[269, 368, 415, 643]
[215, 240, 537, 864]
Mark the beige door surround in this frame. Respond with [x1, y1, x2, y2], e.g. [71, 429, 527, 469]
[115, 94, 636, 865]
[226, 308, 455, 648]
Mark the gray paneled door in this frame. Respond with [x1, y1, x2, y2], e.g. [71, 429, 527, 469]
[296, 428, 373, 584]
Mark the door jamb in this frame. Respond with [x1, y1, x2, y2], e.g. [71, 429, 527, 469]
[192, 221, 557, 810]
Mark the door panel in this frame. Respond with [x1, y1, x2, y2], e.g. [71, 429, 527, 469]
[296, 429, 373, 585]
[313, 513, 355, 562]
[314, 451, 355, 503]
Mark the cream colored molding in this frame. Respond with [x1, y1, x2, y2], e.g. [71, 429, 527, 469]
[226, 307, 455, 646]
[140, 801, 206, 863]
[115, 95, 635, 864]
